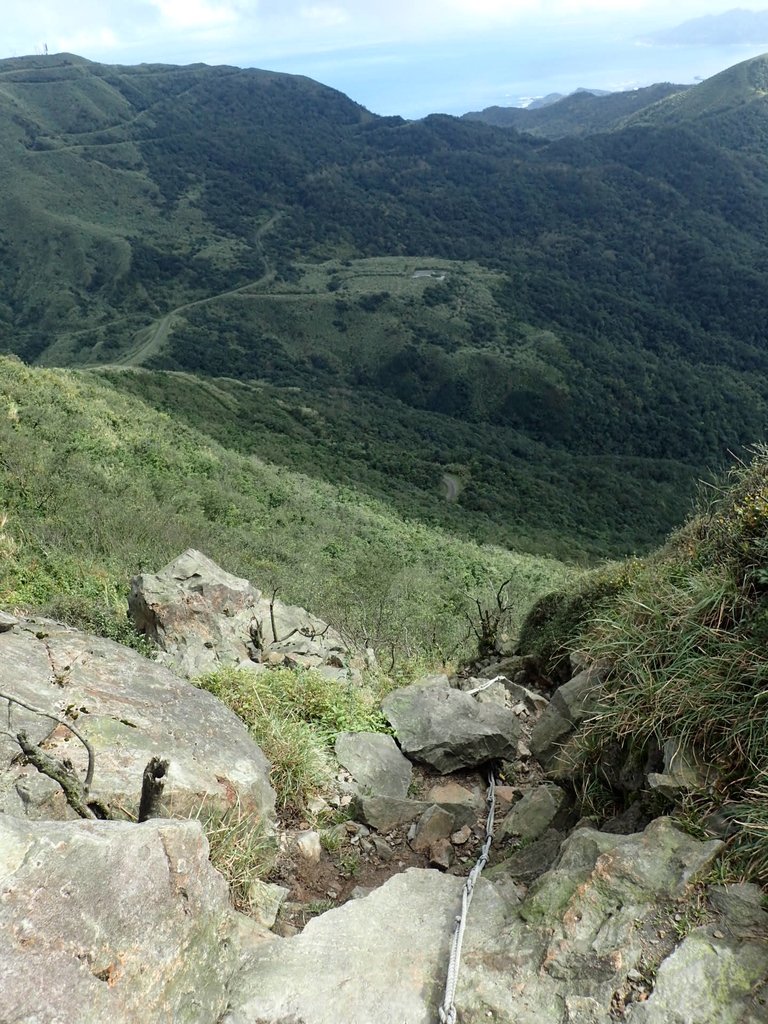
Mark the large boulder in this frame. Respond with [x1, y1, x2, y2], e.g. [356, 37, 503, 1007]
[0, 617, 275, 822]
[0, 815, 268, 1024]
[129, 549, 350, 678]
[224, 868, 500, 1024]
[382, 679, 520, 773]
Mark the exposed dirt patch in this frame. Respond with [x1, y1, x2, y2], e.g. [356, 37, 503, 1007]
[269, 763, 499, 934]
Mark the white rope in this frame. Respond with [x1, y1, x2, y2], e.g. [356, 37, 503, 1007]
[463, 674, 507, 696]
[438, 771, 497, 1024]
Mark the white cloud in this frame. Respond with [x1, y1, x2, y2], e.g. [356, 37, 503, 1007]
[0, 1, 753, 67]
[149, 0, 240, 30]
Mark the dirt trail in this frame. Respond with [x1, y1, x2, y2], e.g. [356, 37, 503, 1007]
[91, 212, 282, 369]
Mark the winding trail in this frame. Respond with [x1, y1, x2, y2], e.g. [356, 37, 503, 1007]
[89, 211, 282, 369]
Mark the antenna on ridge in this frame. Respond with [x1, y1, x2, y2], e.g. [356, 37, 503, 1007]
[44, 42, 48, 56]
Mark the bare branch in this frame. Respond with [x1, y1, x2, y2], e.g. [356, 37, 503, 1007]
[269, 589, 279, 644]
[138, 756, 170, 822]
[16, 730, 95, 819]
[0, 691, 95, 791]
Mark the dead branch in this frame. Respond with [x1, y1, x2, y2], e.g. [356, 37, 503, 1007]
[0, 690, 95, 790]
[138, 756, 170, 822]
[16, 730, 95, 819]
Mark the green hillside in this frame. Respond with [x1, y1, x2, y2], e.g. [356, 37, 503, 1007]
[2, 51, 768, 559]
[462, 82, 689, 137]
[0, 356, 570, 668]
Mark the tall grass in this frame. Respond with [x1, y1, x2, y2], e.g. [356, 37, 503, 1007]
[573, 447, 768, 882]
[199, 666, 389, 809]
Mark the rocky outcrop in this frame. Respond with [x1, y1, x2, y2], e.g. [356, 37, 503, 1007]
[223, 818, 764, 1024]
[457, 818, 729, 1023]
[0, 815, 268, 1024]
[224, 868, 472, 1024]
[129, 549, 351, 678]
[382, 678, 520, 772]
[0, 617, 275, 821]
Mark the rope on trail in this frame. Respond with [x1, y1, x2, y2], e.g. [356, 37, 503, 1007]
[438, 771, 497, 1024]
[463, 674, 506, 696]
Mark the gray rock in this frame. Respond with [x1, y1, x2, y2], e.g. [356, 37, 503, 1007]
[129, 549, 349, 678]
[709, 882, 768, 930]
[499, 783, 568, 842]
[625, 925, 768, 1024]
[371, 835, 394, 860]
[129, 548, 261, 675]
[487, 828, 565, 883]
[0, 610, 18, 631]
[352, 794, 431, 831]
[335, 731, 413, 799]
[382, 681, 521, 773]
[647, 737, 716, 799]
[295, 830, 322, 862]
[411, 805, 454, 853]
[529, 667, 603, 775]
[456, 818, 725, 1023]
[224, 868, 505, 1024]
[249, 882, 290, 929]
[0, 815, 252, 1024]
[0, 618, 275, 822]
[426, 781, 484, 829]
[429, 838, 454, 870]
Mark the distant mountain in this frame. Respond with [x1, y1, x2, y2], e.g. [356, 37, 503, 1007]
[462, 83, 688, 137]
[525, 89, 611, 110]
[622, 50, 768, 149]
[640, 8, 768, 45]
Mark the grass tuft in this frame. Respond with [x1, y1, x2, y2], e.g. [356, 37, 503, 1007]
[199, 666, 388, 809]
[198, 802, 277, 912]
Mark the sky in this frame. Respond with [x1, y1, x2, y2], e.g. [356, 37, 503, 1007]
[5, 2, 768, 117]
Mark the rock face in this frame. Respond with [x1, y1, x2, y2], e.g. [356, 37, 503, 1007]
[0, 617, 275, 822]
[529, 666, 603, 776]
[457, 818, 729, 1024]
[129, 549, 350, 678]
[382, 679, 521, 772]
[222, 818, 761, 1024]
[334, 731, 413, 798]
[224, 868, 482, 1024]
[0, 815, 257, 1024]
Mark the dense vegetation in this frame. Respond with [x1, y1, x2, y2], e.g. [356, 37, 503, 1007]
[521, 447, 768, 882]
[0, 356, 569, 669]
[2, 52, 768, 556]
[462, 82, 689, 137]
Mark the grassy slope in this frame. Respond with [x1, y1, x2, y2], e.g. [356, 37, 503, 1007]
[520, 447, 768, 882]
[0, 355, 572, 667]
[92, 254, 706, 560]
